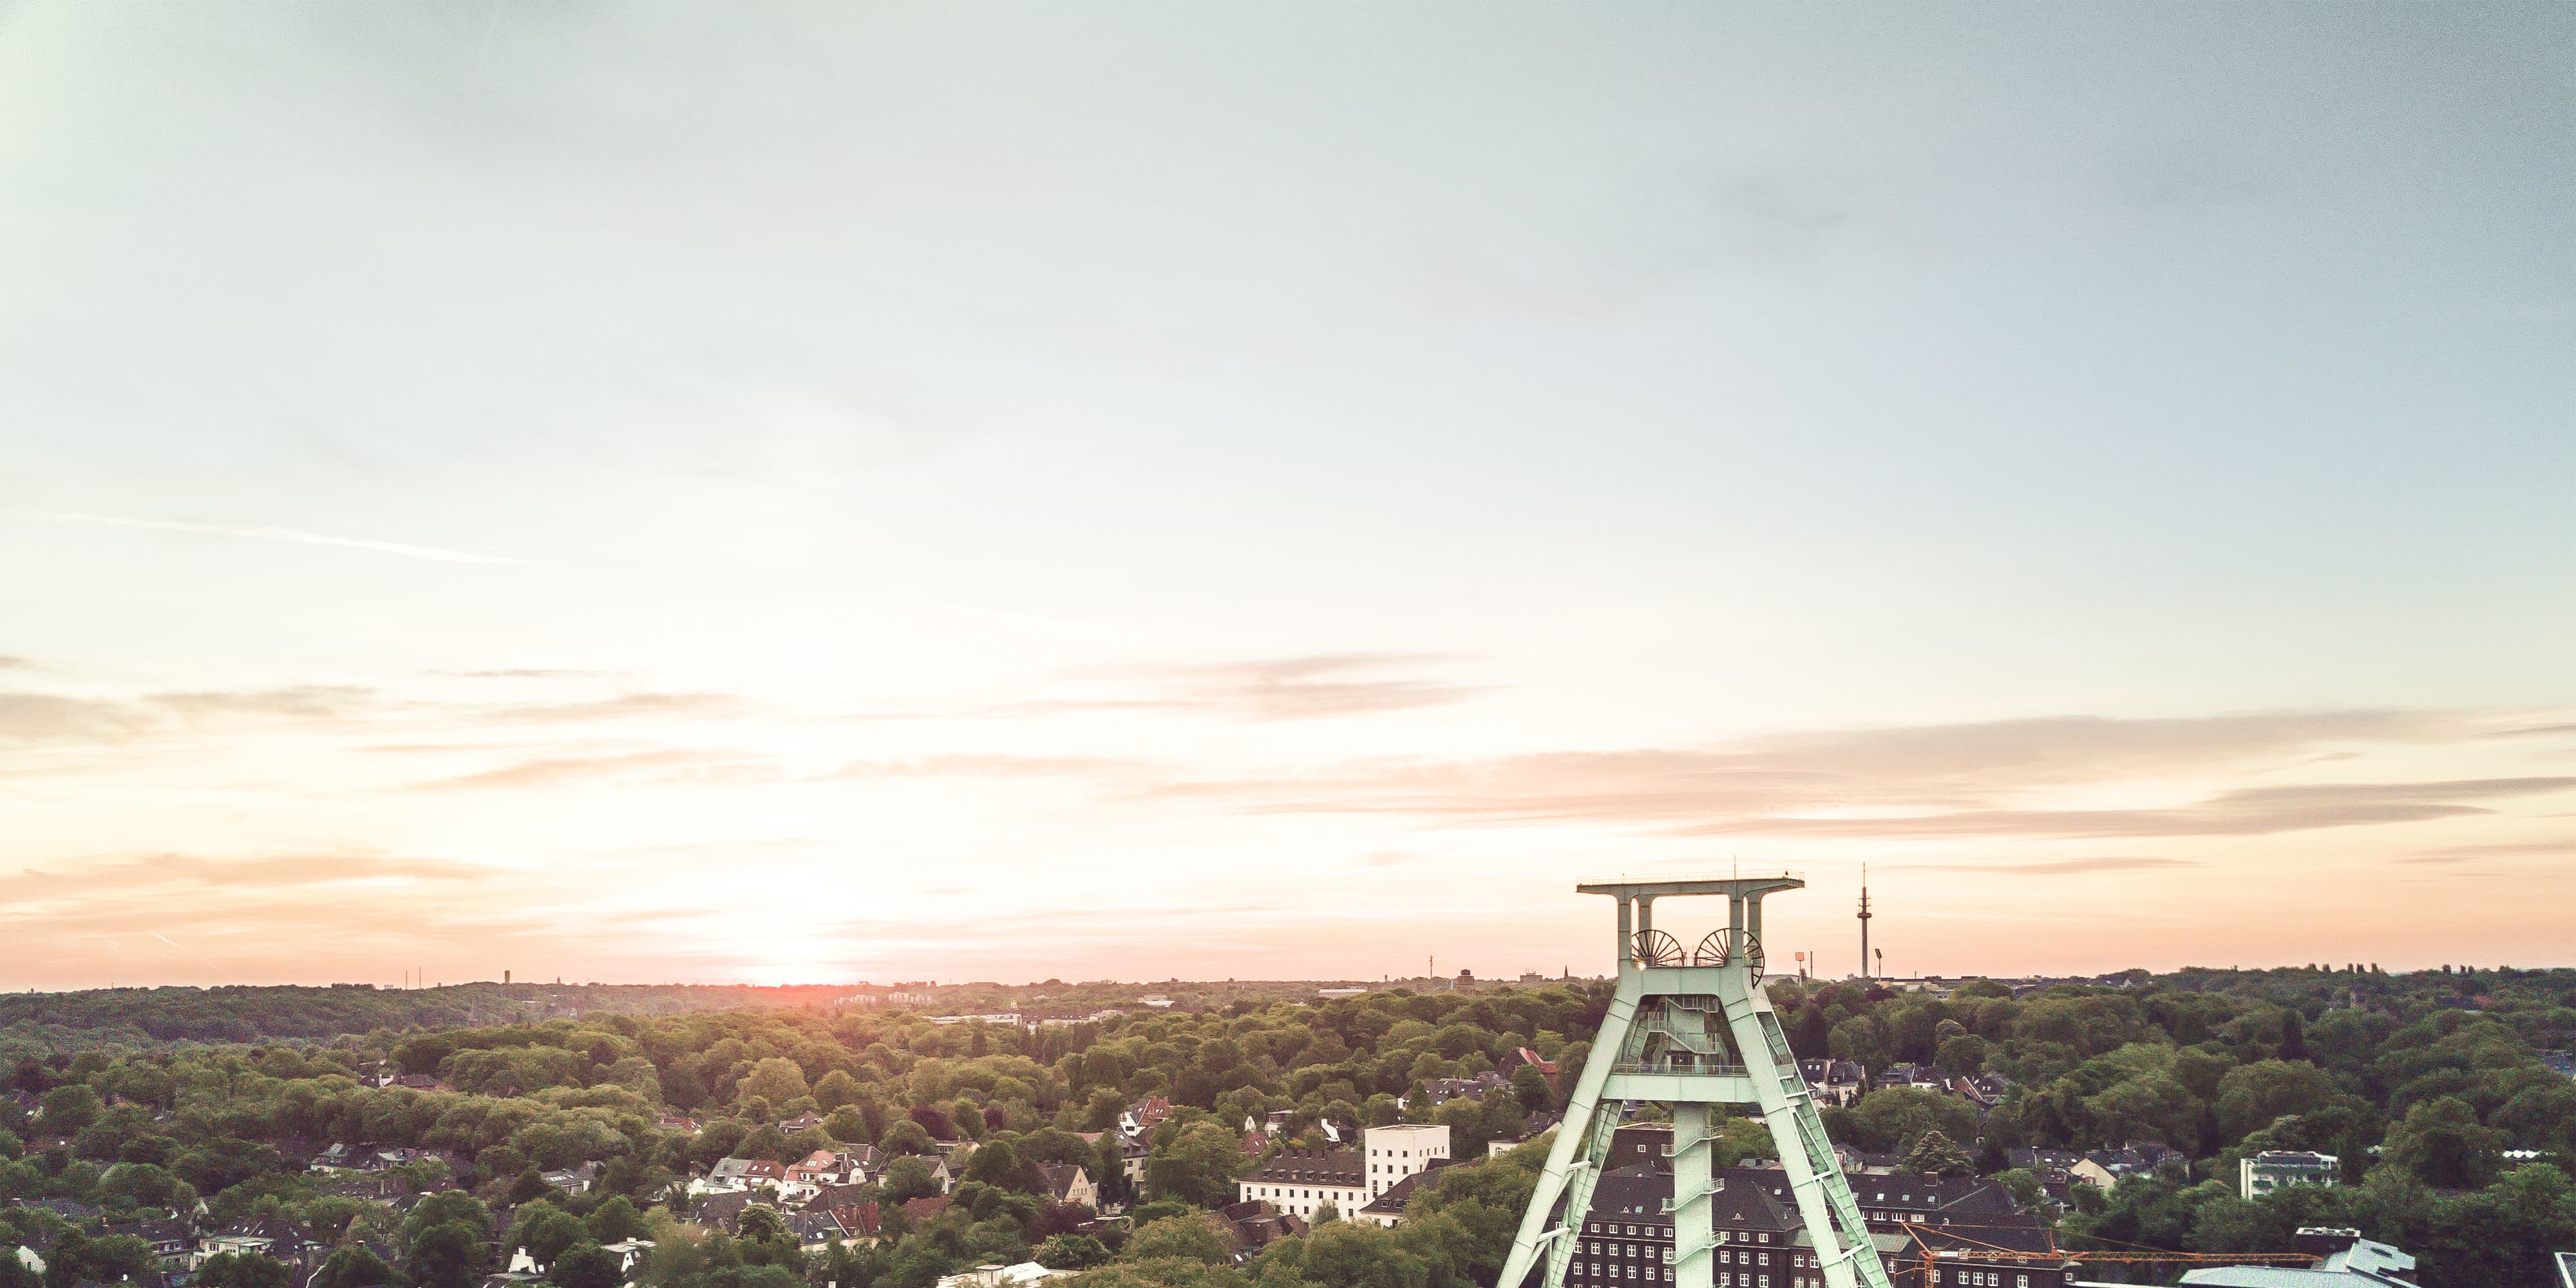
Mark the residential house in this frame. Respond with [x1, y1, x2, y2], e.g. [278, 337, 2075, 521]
[1403, 1074, 1508, 1111]
[199, 1218, 320, 1268]
[541, 1163, 599, 1194]
[787, 1211, 848, 1253]
[901, 1197, 951, 1224]
[824, 1199, 881, 1244]
[21, 1198, 104, 1224]
[2073, 1147, 2174, 1191]
[779, 1113, 827, 1137]
[2240, 1151, 2340, 1202]
[600, 1240, 655, 1279]
[1799, 1060, 1869, 1108]
[2002, 1148, 2083, 1202]
[1116, 1097, 1171, 1187]
[1833, 1148, 1906, 1176]
[1361, 1125, 1451, 1203]
[1238, 1124, 1447, 1218]
[1355, 1158, 1455, 1228]
[1235, 1148, 1366, 1222]
[1876, 1064, 1947, 1093]
[104, 1219, 193, 1259]
[656, 1114, 705, 1134]
[1953, 1074, 2011, 1110]
[1490, 1112, 1564, 1158]
[1497, 1047, 1561, 1086]
[782, 1150, 849, 1200]
[1035, 1162, 1097, 1211]
[701, 1157, 786, 1195]
[933, 1264, 1067, 1288]
[1217, 1202, 1308, 1262]
[691, 1193, 759, 1235]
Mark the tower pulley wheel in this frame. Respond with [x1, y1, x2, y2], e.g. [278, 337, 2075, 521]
[1630, 929, 1685, 967]
[1692, 928, 1764, 981]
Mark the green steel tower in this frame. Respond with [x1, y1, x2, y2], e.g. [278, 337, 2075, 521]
[1495, 875, 1894, 1288]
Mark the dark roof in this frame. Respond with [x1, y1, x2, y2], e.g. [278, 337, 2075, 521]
[1246, 1148, 1361, 1186]
[786, 1212, 844, 1242]
[1034, 1162, 1089, 1202]
[1359, 1158, 1456, 1216]
[692, 1192, 755, 1232]
[805, 1183, 871, 1213]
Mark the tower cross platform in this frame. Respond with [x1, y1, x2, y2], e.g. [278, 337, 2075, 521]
[1496, 875, 1894, 1288]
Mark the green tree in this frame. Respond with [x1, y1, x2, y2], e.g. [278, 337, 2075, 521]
[513, 1203, 589, 1269]
[882, 1156, 943, 1202]
[1899, 1130, 1974, 1177]
[549, 1242, 623, 1288]
[1036, 1235, 1112, 1271]
[811, 1070, 864, 1112]
[1124, 1215, 1233, 1266]
[1839, 1088, 1978, 1153]
[197, 1253, 296, 1288]
[36, 1086, 101, 1135]
[406, 1222, 491, 1288]
[737, 1059, 810, 1109]
[1146, 1122, 1246, 1208]
[314, 1246, 395, 1288]
[880, 1119, 938, 1156]
[2384, 1096, 2504, 1189]
[2213, 1061, 2345, 1146]
[584, 1195, 648, 1244]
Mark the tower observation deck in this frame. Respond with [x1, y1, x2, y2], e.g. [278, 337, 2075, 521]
[1495, 875, 1893, 1288]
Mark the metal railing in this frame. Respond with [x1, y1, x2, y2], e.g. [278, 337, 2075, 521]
[1575, 870, 1806, 886]
[1608, 1061, 1750, 1077]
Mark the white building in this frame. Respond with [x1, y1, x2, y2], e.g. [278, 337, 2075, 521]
[935, 1263, 1068, 1288]
[1363, 1124, 1450, 1202]
[2240, 1151, 2340, 1201]
[1235, 1124, 1451, 1220]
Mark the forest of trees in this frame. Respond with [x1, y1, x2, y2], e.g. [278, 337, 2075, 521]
[0, 965, 2570, 1288]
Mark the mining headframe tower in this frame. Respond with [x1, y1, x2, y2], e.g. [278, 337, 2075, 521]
[1497, 873, 1894, 1288]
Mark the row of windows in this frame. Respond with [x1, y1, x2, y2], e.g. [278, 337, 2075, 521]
[1580, 1273, 1770, 1288]
[1584, 1244, 1677, 1262]
[1585, 1221, 1772, 1244]
[1942, 1271, 2031, 1287]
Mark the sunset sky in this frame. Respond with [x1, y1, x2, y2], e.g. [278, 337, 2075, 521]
[3, 3, 2571, 990]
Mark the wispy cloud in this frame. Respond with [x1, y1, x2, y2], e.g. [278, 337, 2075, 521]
[479, 693, 754, 723]
[0, 692, 158, 742]
[409, 748, 775, 791]
[2396, 838, 2574, 866]
[1145, 711, 2576, 840]
[833, 753, 1148, 778]
[1895, 857, 2199, 875]
[1000, 653, 1488, 722]
[438, 668, 627, 680]
[44, 513, 527, 565]
[1693, 778, 2576, 840]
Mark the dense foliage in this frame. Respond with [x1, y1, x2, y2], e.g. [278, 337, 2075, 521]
[0, 964, 2569, 1288]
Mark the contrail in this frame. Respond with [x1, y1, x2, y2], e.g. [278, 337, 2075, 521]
[43, 513, 527, 565]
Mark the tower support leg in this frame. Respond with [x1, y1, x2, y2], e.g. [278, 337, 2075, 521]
[1498, 971, 1642, 1288]
[1714, 971, 1892, 1288]
[1671, 1102, 1713, 1288]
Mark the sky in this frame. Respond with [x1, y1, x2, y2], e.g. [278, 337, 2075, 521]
[2, 2, 2571, 991]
